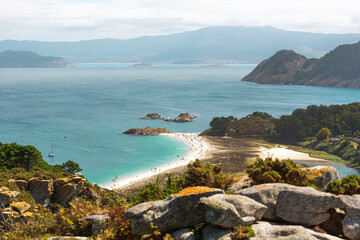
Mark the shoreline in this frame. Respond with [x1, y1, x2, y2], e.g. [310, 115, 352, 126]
[101, 133, 210, 190]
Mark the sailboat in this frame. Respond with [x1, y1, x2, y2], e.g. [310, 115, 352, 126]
[48, 144, 54, 157]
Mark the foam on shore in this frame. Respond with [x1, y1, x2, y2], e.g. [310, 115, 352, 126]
[101, 133, 209, 190]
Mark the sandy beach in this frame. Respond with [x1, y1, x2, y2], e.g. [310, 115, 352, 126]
[258, 146, 327, 161]
[101, 133, 210, 190]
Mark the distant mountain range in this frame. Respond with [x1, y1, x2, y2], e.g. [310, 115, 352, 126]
[0, 26, 360, 64]
[0, 50, 72, 68]
[242, 41, 360, 88]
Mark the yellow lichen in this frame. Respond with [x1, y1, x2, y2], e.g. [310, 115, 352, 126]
[173, 186, 216, 197]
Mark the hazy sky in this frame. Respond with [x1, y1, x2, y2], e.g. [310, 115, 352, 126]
[1, 0, 360, 41]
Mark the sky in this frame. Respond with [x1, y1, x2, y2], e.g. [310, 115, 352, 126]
[1, 0, 360, 41]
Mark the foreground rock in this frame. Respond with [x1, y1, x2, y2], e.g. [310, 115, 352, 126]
[303, 166, 339, 190]
[200, 194, 267, 228]
[125, 186, 224, 235]
[140, 113, 163, 120]
[165, 113, 197, 122]
[0, 187, 20, 207]
[28, 178, 54, 207]
[249, 221, 343, 240]
[238, 183, 299, 220]
[123, 127, 173, 135]
[239, 183, 360, 239]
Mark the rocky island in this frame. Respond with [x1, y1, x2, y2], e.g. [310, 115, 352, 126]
[0, 50, 72, 68]
[140, 112, 198, 122]
[242, 41, 360, 88]
[123, 127, 173, 135]
[165, 113, 197, 122]
[140, 113, 163, 120]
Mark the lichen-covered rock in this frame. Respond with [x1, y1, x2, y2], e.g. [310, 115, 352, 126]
[238, 183, 300, 220]
[249, 221, 343, 240]
[10, 202, 31, 214]
[78, 215, 110, 235]
[125, 186, 224, 235]
[228, 176, 252, 192]
[275, 186, 344, 226]
[0, 187, 20, 207]
[304, 166, 339, 190]
[53, 177, 86, 204]
[28, 178, 53, 206]
[171, 228, 195, 240]
[200, 194, 267, 228]
[53, 183, 77, 203]
[201, 224, 231, 240]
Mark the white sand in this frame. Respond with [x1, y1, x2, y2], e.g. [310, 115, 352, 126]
[101, 133, 209, 190]
[258, 146, 326, 161]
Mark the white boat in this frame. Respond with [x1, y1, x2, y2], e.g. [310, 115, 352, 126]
[48, 144, 54, 157]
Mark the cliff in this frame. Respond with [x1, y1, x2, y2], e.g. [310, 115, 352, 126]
[242, 41, 360, 88]
[0, 50, 72, 68]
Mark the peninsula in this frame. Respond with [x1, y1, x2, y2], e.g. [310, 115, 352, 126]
[0, 50, 72, 68]
[242, 41, 360, 88]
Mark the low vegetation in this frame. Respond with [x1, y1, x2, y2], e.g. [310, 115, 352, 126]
[246, 157, 313, 187]
[325, 174, 360, 195]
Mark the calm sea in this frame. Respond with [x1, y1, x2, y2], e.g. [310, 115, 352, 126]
[0, 64, 359, 183]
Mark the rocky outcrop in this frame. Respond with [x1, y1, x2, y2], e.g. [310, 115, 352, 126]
[53, 177, 86, 204]
[238, 183, 360, 239]
[165, 113, 197, 122]
[125, 186, 224, 235]
[238, 183, 298, 220]
[28, 178, 54, 206]
[249, 221, 343, 240]
[200, 194, 267, 228]
[303, 166, 339, 190]
[0, 187, 20, 207]
[140, 113, 163, 120]
[123, 127, 173, 135]
[275, 186, 343, 226]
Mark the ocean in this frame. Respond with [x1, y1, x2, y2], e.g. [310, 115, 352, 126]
[0, 63, 359, 184]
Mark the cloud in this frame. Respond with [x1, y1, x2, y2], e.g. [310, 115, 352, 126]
[0, 0, 360, 41]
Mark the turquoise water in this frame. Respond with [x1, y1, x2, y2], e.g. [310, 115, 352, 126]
[0, 63, 359, 184]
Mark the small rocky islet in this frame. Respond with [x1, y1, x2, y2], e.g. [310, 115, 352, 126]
[123, 127, 173, 135]
[140, 112, 197, 122]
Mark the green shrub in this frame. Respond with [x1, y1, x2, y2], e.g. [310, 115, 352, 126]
[184, 159, 235, 190]
[246, 158, 308, 186]
[325, 174, 360, 195]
